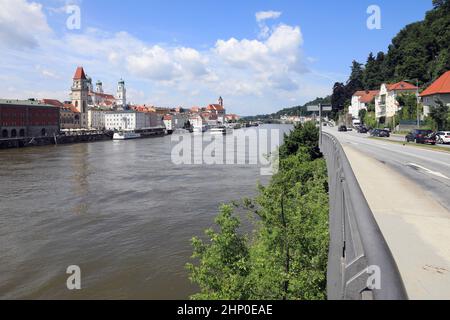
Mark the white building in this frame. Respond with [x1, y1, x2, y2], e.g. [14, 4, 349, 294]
[87, 109, 106, 129]
[190, 114, 205, 130]
[375, 81, 418, 121]
[104, 111, 162, 131]
[349, 90, 379, 119]
[163, 114, 188, 132]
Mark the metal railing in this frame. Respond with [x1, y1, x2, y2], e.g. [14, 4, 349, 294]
[320, 132, 407, 300]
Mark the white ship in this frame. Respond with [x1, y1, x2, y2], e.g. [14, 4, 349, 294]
[210, 126, 232, 135]
[113, 130, 141, 140]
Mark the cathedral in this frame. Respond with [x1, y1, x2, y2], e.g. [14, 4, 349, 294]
[70, 66, 127, 127]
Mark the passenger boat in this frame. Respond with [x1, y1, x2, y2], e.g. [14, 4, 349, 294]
[210, 126, 232, 135]
[113, 130, 141, 140]
[193, 125, 208, 133]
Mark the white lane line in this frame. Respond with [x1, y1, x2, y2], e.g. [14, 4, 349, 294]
[407, 163, 450, 180]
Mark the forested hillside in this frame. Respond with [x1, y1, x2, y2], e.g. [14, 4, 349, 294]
[331, 0, 450, 111]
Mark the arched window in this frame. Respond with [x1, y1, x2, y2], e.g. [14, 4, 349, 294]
[19, 129, 25, 137]
[41, 128, 46, 136]
[11, 129, 17, 138]
[2, 129, 8, 138]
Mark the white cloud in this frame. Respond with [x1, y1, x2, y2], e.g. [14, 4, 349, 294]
[255, 11, 282, 22]
[0, 4, 332, 115]
[0, 0, 51, 49]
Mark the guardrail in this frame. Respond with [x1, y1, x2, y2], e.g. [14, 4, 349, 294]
[320, 132, 407, 300]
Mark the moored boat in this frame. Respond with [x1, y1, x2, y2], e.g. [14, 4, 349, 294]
[113, 130, 141, 140]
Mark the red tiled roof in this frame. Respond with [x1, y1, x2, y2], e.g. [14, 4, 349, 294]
[387, 81, 417, 91]
[41, 99, 64, 107]
[62, 103, 80, 113]
[420, 71, 450, 97]
[163, 115, 173, 120]
[353, 90, 380, 103]
[73, 67, 87, 80]
[207, 104, 224, 112]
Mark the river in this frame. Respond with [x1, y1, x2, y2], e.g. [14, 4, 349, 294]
[0, 124, 292, 299]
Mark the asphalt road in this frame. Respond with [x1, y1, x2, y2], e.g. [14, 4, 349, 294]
[324, 127, 450, 211]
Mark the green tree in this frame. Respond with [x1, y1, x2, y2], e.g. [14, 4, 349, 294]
[186, 204, 250, 300]
[396, 92, 418, 120]
[331, 82, 347, 112]
[187, 123, 329, 300]
[429, 99, 450, 130]
[346, 60, 365, 96]
[359, 109, 367, 124]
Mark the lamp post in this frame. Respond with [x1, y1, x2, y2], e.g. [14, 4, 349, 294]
[404, 79, 420, 128]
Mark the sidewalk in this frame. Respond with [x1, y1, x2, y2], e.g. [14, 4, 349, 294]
[342, 145, 450, 300]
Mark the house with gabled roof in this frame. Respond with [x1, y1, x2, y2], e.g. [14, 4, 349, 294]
[375, 81, 418, 122]
[419, 71, 450, 116]
[349, 90, 379, 119]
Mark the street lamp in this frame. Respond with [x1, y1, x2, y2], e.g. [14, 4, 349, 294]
[404, 79, 420, 128]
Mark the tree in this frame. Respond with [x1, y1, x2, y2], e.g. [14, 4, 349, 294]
[396, 93, 417, 120]
[429, 99, 450, 130]
[359, 109, 367, 124]
[346, 60, 365, 95]
[187, 123, 329, 300]
[364, 52, 385, 89]
[186, 204, 250, 300]
[331, 82, 347, 111]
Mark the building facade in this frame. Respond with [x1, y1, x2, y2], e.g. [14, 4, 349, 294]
[375, 81, 418, 121]
[41, 99, 80, 130]
[420, 70, 450, 116]
[104, 111, 162, 131]
[349, 90, 379, 119]
[87, 109, 107, 129]
[0, 99, 60, 138]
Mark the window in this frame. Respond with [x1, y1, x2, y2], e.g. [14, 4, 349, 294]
[2, 129, 8, 138]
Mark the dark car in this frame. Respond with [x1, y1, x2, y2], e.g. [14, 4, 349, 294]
[405, 129, 433, 143]
[357, 126, 369, 134]
[338, 125, 347, 132]
[371, 129, 390, 137]
[422, 132, 437, 145]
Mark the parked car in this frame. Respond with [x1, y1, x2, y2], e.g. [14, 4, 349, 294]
[436, 131, 450, 144]
[405, 129, 434, 143]
[338, 125, 347, 132]
[371, 129, 390, 137]
[422, 132, 437, 145]
[357, 126, 369, 134]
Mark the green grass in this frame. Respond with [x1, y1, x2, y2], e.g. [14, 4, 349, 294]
[369, 137, 450, 154]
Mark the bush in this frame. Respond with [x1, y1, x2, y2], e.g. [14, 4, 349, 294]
[187, 122, 329, 300]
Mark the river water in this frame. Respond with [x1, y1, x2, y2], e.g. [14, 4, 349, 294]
[0, 124, 292, 299]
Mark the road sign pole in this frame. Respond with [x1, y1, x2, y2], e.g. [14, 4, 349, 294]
[319, 103, 322, 146]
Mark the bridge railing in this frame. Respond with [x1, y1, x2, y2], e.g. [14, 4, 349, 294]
[320, 132, 407, 300]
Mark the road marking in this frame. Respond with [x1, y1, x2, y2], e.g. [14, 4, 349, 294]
[407, 163, 450, 180]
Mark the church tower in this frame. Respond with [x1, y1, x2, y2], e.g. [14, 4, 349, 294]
[96, 80, 104, 93]
[71, 66, 89, 127]
[218, 96, 223, 107]
[116, 79, 127, 108]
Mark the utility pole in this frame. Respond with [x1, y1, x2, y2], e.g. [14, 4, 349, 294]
[416, 79, 420, 128]
[319, 103, 322, 146]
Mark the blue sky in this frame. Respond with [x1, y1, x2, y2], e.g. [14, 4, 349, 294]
[0, 0, 433, 115]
